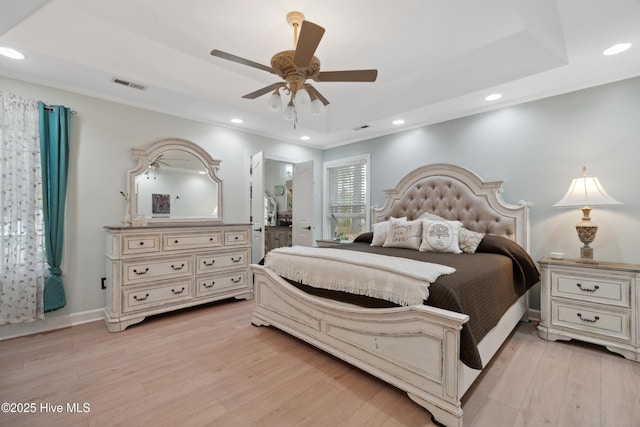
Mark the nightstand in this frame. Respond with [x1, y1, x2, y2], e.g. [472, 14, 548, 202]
[537, 257, 640, 361]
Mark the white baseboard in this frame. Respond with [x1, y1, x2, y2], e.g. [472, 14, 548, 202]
[0, 308, 104, 341]
[528, 308, 541, 323]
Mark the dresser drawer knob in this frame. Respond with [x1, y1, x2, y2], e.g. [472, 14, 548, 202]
[174, 239, 179, 244]
[576, 283, 599, 292]
[133, 293, 150, 301]
[231, 256, 242, 263]
[209, 237, 214, 241]
[203, 259, 215, 266]
[139, 241, 145, 246]
[133, 267, 149, 275]
[577, 313, 600, 323]
[203, 282, 215, 289]
[171, 287, 185, 295]
[171, 263, 185, 270]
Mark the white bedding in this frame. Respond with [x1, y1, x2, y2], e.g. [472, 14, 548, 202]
[265, 246, 455, 306]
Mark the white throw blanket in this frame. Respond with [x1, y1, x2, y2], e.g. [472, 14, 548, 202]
[265, 246, 456, 306]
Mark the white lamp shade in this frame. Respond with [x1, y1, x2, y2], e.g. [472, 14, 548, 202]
[295, 87, 311, 106]
[267, 92, 282, 112]
[311, 98, 324, 115]
[553, 174, 622, 207]
[284, 101, 295, 121]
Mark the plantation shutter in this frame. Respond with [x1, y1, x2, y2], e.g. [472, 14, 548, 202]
[327, 160, 366, 238]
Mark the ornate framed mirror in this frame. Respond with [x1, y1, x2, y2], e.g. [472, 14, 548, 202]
[127, 138, 223, 223]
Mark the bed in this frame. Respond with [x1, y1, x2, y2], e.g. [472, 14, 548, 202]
[251, 163, 538, 427]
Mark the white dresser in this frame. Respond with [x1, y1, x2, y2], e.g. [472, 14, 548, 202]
[104, 223, 252, 332]
[537, 257, 640, 361]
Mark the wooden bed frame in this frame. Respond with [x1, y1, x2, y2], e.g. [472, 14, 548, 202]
[251, 164, 532, 427]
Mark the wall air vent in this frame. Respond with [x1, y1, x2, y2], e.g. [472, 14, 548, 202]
[112, 78, 147, 91]
[353, 125, 370, 131]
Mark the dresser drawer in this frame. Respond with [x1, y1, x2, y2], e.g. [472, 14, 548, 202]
[197, 249, 249, 274]
[225, 229, 249, 246]
[123, 256, 192, 284]
[551, 300, 631, 342]
[551, 270, 630, 308]
[163, 231, 223, 251]
[196, 271, 248, 297]
[122, 233, 161, 255]
[123, 280, 193, 312]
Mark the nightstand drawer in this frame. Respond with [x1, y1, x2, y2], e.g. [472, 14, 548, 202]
[551, 270, 630, 308]
[551, 300, 631, 342]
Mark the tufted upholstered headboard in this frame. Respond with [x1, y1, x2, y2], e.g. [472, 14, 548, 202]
[372, 164, 532, 252]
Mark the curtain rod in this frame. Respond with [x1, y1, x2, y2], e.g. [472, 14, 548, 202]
[43, 104, 78, 115]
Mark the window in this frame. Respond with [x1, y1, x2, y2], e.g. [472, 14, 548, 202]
[323, 154, 370, 240]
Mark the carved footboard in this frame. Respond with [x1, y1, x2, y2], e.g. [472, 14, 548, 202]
[251, 264, 469, 427]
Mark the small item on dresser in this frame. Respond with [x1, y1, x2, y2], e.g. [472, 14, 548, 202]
[550, 251, 564, 259]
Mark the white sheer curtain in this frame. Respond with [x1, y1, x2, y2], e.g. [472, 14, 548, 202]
[0, 92, 47, 324]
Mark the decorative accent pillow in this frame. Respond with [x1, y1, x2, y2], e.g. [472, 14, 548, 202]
[418, 211, 485, 253]
[419, 220, 463, 254]
[383, 217, 422, 250]
[418, 212, 446, 221]
[371, 217, 406, 246]
[458, 228, 485, 253]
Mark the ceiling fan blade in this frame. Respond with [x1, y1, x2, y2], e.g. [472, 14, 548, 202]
[293, 20, 325, 68]
[242, 82, 285, 99]
[211, 49, 277, 74]
[305, 84, 330, 106]
[315, 69, 378, 82]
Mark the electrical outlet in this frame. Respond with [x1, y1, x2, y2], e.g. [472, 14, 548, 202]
[101, 277, 106, 290]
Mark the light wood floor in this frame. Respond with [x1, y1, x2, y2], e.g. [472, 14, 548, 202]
[1, 299, 639, 427]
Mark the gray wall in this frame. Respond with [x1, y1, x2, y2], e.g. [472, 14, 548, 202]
[324, 77, 640, 309]
[0, 76, 322, 338]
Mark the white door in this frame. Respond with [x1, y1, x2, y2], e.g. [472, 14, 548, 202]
[292, 160, 314, 247]
[250, 151, 265, 263]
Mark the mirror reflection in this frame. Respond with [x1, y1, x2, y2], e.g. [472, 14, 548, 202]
[128, 139, 222, 223]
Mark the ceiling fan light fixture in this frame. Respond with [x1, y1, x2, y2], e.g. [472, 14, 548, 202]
[268, 91, 283, 112]
[284, 100, 296, 120]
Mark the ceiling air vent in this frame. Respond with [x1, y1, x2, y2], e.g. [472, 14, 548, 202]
[112, 78, 147, 91]
[353, 125, 370, 131]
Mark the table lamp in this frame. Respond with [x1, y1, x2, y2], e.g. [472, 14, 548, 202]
[553, 167, 622, 262]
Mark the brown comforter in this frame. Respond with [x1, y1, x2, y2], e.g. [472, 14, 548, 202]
[278, 234, 539, 369]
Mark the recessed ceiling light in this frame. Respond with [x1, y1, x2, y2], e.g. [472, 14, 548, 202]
[0, 47, 25, 60]
[230, 118, 243, 124]
[602, 43, 632, 56]
[300, 135, 311, 141]
[392, 119, 405, 125]
[485, 93, 502, 101]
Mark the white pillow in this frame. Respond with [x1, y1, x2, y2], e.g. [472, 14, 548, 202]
[418, 211, 485, 253]
[383, 217, 422, 250]
[458, 227, 485, 253]
[370, 217, 406, 246]
[419, 220, 463, 254]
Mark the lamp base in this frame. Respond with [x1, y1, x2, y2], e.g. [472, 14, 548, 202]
[576, 212, 598, 263]
[577, 245, 598, 263]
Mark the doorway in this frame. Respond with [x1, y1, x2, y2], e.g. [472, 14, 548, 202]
[250, 152, 314, 263]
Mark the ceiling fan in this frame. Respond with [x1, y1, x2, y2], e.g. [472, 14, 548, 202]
[210, 11, 377, 123]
